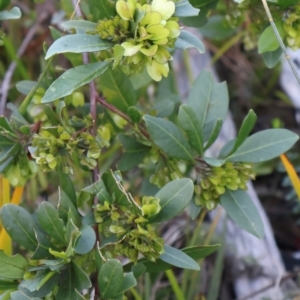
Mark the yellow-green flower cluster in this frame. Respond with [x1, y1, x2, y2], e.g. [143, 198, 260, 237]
[31, 125, 106, 173]
[94, 195, 164, 263]
[115, 226, 164, 263]
[283, 3, 300, 49]
[96, 15, 130, 42]
[2, 156, 37, 187]
[195, 162, 256, 210]
[97, 0, 180, 81]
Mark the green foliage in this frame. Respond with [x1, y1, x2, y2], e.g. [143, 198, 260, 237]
[1, 0, 300, 298]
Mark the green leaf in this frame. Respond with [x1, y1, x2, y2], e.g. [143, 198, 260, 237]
[7, 103, 29, 127]
[37, 202, 67, 246]
[200, 15, 236, 41]
[0, 0, 10, 10]
[44, 105, 60, 125]
[0, 204, 37, 251]
[218, 139, 235, 158]
[258, 22, 285, 54]
[175, 30, 205, 53]
[262, 47, 283, 68]
[99, 67, 137, 113]
[174, 0, 199, 17]
[188, 70, 229, 141]
[101, 171, 128, 207]
[0, 251, 28, 280]
[144, 115, 194, 162]
[0, 7, 21, 21]
[74, 225, 96, 255]
[203, 157, 226, 167]
[15, 81, 37, 96]
[19, 270, 56, 292]
[180, 0, 218, 28]
[41, 61, 110, 103]
[58, 171, 77, 206]
[11, 290, 41, 300]
[220, 190, 264, 239]
[131, 264, 146, 279]
[62, 20, 97, 33]
[123, 244, 219, 273]
[56, 262, 91, 300]
[72, 262, 92, 290]
[178, 104, 204, 155]
[19, 273, 60, 299]
[188, 199, 201, 220]
[115, 273, 137, 296]
[31, 229, 57, 260]
[160, 245, 199, 270]
[149, 179, 194, 223]
[153, 99, 175, 118]
[129, 69, 152, 90]
[204, 119, 223, 150]
[99, 259, 124, 299]
[226, 129, 299, 162]
[278, 0, 299, 8]
[0, 279, 19, 291]
[0, 116, 13, 132]
[226, 110, 257, 156]
[45, 34, 113, 59]
[89, 0, 115, 21]
[58, 189, 81, 226]
[117, 134, 150, 171]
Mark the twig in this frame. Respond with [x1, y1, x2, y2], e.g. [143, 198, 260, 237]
[71, 2, 101, 298]
[0, 11, 49, 115]
[260, 0, 300, 85]
[96, 95, 150, 139]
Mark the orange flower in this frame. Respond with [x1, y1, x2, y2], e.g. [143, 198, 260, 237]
[280, 154, 300, 200]
[0, 176, 24, 255]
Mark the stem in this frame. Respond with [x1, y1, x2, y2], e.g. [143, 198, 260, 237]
[165, 270, 185, 300]
[210, 31, 245, 65]
[260, 0, 300, 85]
[130, 288, 143, 300]
[144, 273, 151, 300]
[96, 95, 150, 139]
[182, 208, 207, 294]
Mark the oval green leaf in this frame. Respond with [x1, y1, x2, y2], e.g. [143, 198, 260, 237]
[220, 189, 264, 239]
[0, 251, 28, 280]
[262, 48, 283, 68]
[99, 67, 137, 113]
[178, 104, 204, 155]
[0, 7, 21, 21]
[175, 30, 205, 53]
[188, 70, 229, 141]
[149, 178, 194, 223]
[74, 225, 96, 255]
[258, 22, 285, 54]
[0, 204, 37, 251]
[226, 129, 299, 163]
[45, 34, 113, 59]
[144, 115, 194, 162]
[37, 202, 67, 246]
[123, 244, 219, 273]
[160, 245, 200, 270]
[99, 259, 124, 299]
[227, 109, 257, 156]
[62, 20, 97, 33]
[174, 0, 199, 17]
[41, 61, 110, 103]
